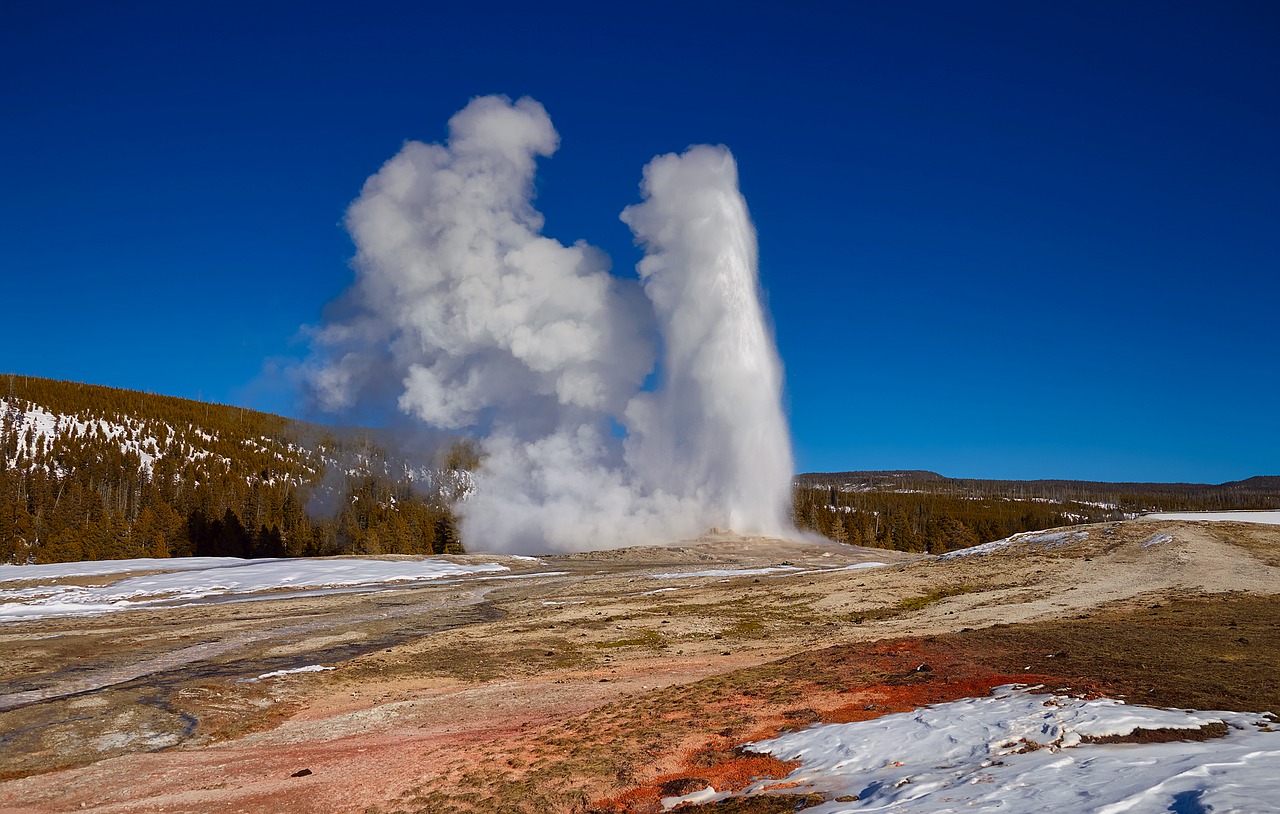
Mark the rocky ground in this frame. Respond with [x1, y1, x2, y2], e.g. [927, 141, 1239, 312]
[1, 520, 1278, 813]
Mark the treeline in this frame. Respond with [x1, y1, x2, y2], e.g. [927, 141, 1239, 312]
[792, 487, 1092, 554]
[795, 471, 1280, 513]
[794, 470, 1280, 554]
[1, 375, 468, 564]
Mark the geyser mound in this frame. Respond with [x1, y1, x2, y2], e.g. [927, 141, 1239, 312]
[304, 95, 793, 553]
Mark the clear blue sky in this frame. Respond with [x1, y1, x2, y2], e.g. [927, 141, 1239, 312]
[2, 1, 1276, 483]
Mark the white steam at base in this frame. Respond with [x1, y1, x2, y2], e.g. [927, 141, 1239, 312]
[306, 95, 793, 553]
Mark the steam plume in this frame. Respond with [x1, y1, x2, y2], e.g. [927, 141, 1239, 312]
[305, 95, 793, 552]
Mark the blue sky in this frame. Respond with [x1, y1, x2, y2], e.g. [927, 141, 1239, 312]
[2, 1, 1276, 483]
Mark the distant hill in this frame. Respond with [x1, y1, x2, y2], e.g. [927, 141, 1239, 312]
[793, 469, 1280, 554]
[1, 375, 473, 564]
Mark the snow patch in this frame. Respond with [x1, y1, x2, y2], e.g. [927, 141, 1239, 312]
[708, 686, 1280, 813]
[0, 557, 508, 621]
[937, 529, 1089, 560]
[1144, 510, 1280, 525]
[252, 665, 334, 681]
[1141, 533, 1174, 548]
[661, 785, 726, 809]
[647, 566, 803, 580]
[0, 557, 252, 583]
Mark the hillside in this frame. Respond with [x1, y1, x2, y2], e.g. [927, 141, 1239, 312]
[1, 375, 473, 564]
[793, 469, 1280, 554]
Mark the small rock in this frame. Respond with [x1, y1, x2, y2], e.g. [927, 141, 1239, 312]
[291, 769, 312, 778]
[913, 664, 932, 673]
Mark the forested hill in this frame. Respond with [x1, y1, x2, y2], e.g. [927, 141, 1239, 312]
[795, 470, 1280, 508]
[793, 470, 1280, 555]
[1, 375, 475, 564]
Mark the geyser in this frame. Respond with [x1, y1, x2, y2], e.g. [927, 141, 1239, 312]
[305, 95, 794, 553]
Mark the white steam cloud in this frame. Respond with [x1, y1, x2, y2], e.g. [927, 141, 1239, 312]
[305, 95, 793, 553]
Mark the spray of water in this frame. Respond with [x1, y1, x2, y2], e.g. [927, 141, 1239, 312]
[304, 95, 793, 553]
[621, 146, 793, 537]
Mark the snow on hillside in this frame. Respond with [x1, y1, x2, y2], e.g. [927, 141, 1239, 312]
[665, 685, 1280, 812]
[0, 396, 474, 502]
[1, 398, 163, 474]
[0, 556, 509, 621]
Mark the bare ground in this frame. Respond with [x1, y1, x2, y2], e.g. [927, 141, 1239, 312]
[0, 520, 1277, 813]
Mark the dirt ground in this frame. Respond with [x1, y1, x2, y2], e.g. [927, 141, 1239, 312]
[0, 520, 1277, 813]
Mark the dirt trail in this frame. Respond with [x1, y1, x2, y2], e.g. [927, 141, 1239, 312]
[0, 520, 1276, 813]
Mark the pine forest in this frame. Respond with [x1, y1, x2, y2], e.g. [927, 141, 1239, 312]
[1, 376, 472, 564]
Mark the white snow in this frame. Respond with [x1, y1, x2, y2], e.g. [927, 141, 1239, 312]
[661, 785, 722, 808]
[822, 562, 887, 572]
[0, 557, 250, 583]
[252, 665, 334, 681]
[646, 562, 885, 582]
[671, 685, 1280, 813]
[759, 562, 889, 579]
[648, 566, 803, 580]
[936, 529, 1088, 560]
[1141, 533, 1174, 548]
[1145, 510, 1280, 525]
[0, 557, 509, 621]
[1, 399, 163, 474]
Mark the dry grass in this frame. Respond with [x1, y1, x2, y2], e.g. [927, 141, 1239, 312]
[1214, 522, 1280, 567]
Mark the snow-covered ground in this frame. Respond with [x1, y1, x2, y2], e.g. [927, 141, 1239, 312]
[1144, 510, 1280, 524]
[665, 685, 1280, 812]
[936, 529, 1089, 560]
[0, 557, 251, 583]
[648, 562, 888, 581]
[0, 557, 509, 621]
[648, 565, 803, 580]
[935, 510, 1280, 560]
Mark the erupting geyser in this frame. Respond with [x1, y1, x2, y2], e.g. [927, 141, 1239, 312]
[306, 95, 794, 553]
[621, 147, 793, 538]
